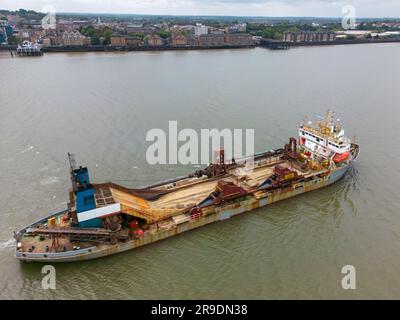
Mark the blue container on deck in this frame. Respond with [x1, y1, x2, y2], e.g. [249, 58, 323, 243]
[71, 166, 102, 228]
[76, 186, 96, 213]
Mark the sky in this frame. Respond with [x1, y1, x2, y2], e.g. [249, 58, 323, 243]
[1, 0, 400, 18]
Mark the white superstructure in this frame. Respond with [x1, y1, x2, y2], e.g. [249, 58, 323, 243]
[194, 23, 208, 36]
[298, 110, 352, 161]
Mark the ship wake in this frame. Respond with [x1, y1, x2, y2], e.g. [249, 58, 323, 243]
[0, 239, 15, 250]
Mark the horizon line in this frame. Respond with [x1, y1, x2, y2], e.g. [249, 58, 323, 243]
[2, 8, 400, 20]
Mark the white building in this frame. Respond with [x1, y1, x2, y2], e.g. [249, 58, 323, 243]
[228, 22, 247, 33]
[338, 30, 371, 39]
[377, 31, 400, 37]
[194, 23, 208, 36]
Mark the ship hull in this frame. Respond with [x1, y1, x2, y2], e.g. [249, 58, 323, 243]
[15, 163, 351, 263]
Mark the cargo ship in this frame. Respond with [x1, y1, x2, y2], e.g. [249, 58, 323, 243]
[14, 111, 359, 262]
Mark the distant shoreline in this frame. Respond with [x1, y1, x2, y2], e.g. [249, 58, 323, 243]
[0, 44, 256, 53]
[1, 38, 400, 53]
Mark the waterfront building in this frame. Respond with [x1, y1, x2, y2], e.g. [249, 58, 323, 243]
[126, 36, 144, 46]
[110, 34, 144, 46]
[196, 34, 225, 46]
[282, 31, 336, 42]
[171, 34, 188, 46]
[42, 36, 60, 47]
[225, 33, 253, 46]
[110, 34, 126, 46]
[195, 33, 253, 47]
[62, 31, 90, 46]
[194, 23, 208, 36]
[18, 29, 44, 44]
[146, 34, 163, 46]
[186, 34, 196, 46]
[42, 37, 51, 47]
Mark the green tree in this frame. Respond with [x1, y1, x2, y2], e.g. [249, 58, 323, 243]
[103, 28, 112, 45]
[80, 25, 97, 38]
[129, 32, 146, 40]
[80, 25, 100, 45]
[273, 32, 283, 40]
[179, 29, 190, 37]
[287, 26, 300, 33]
[8, 35, 18, 45]
[261, 27, 275, 39]
[157, 30, 171, 39]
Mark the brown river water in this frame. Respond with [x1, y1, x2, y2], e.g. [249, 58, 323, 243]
[0, 44, 400, 299]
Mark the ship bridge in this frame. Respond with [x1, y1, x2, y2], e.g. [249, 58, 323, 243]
[298, 110, 351, 158]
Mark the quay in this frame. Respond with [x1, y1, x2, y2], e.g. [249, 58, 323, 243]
[260, 37, 400, 49]
[41, 43, 256, 53]
[2, 38, 400, 56]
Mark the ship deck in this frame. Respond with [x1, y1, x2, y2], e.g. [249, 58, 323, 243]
[92, 158, 306, 222]
[16, 156, 313, 256]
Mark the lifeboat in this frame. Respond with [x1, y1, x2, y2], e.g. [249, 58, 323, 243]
[333, 151, 350, 163]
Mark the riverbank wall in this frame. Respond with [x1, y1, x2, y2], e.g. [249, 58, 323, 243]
[0, 44, 255, 52]
[2, 38, 400, 53]
[260, 38, 400, 49]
